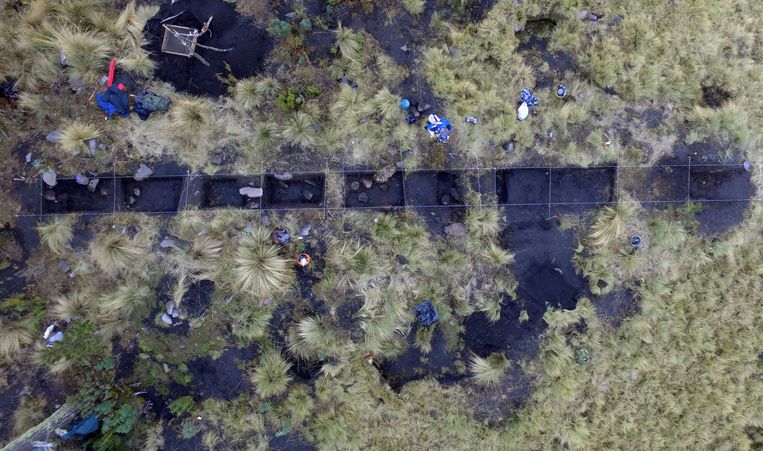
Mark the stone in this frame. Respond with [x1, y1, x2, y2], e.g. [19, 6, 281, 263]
[273, 172, 293, 181]
[75, 174, 89, 185]
[100, 187, 110, 197]
[44, 190, 56, 201]
[395, 161, 404, 169]
[161, 313, 172, 325]
[357, 192, 369, 203]
[577, 9, 588, 20]
[613, 15, 623, 25]
[448, 47, 458, 56]
[134, 164, 153, 181]
[503, 142, 515, 153]
[302, 190, 314, 201]
[514, 23, 523, 32]
[46, 131, 63, 142]
[444, 222, 468, 237]
[343, 222, 352, 232]
[87, 139, 97, 153]
[166, 301, 175, 315]
[374, 166, 396, 184]
[128, 196, 137, 205]
[362, 177, 373, 189]
[589, 14, 598, 22]
[42, 171, 57, 187]
[209, 154, 223, 165]
[160, 237, 177, 248]
[239, 187, 263, 198]
[47, 331, 64, 344]
[58, 260, 71, 274]
[440, 193, 452, 205]
[98, 143, 106, 151]
[88, 178, 99, 192]
[417, 104, 431, 113]
[299, 224, 312, 237]
[350, 181, 360, 191]
[260, 214, 271, 226]
[25, 153, 32, 164]
[133, 188, 141, 197]
[400, 44, 409, 53]
[171, 310, 179, 318]
[402, 149, 413, 159]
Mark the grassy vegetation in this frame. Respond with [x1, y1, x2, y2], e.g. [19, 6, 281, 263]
[37, 216, 74, 255]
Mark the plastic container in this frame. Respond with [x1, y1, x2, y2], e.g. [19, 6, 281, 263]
[399, 98, 411, 110]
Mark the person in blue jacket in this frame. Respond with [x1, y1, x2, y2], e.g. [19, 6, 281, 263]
[425, 114, 452, 143]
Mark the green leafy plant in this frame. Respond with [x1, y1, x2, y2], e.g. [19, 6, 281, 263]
[102, 403, 140, 434]
[269, 19, 291, 39]
[169, 396, 195, 416]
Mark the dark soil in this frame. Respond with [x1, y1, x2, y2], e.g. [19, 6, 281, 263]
[186, 344, 259, 400]
[689, 165, 755, 234]
[144, 0, 273, 97]
[12, 178, 42, 215]
[379, 325, 464, 391]
[517, 19, 577, 90]
[464, 205, 587, 360]
[702, 85, 731, 108]
[263, 173, 324, 208]
[0, 218, 39, 298]
[181, 279, 215, 317]
[550, 167, 616, 205]
[594, 288, 638, 327]
[199, 176, 262, 209]
[619, 164, 689, 203]
[41, 176, 115, 214]
[345, 171, 404, 208]
[0, 367, 67, 444]
[405, 171, 464, 206]
[161, 422, 203, 451]
[497, 168, 549, 205]
[416, 206, 467, 235]
[118, 177, 185, 213]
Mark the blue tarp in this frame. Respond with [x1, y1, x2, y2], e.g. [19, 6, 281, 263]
[63, 414, 99, 440]
[413, 301, 439, 326]
[95, 86, 129, 117]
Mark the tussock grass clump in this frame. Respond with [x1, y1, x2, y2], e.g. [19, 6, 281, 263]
[12, 396, 47, 436]
[170, 98, 209, 132]
[289, 316, 339, 358]
[99, 283, 152, 318]
[370, 87, 400, 122]
[43, 24, 110, 82]
[251, 350, 292, 398]
[0, 319, 34, 359]
[90, 232, 148, 275]
[37, 216, 74, 255]
[234, 77, 263, 111]
[280, 112, 316, 148]
[251, 122, 280, 153]
[285, 384, 314, 423]
[18, 92, 53, 121]
[59, 121, 100, 155]
[481, 241, 514, 266]
[119, 48, 155, 78]
[232, 227, 291, 296]
[51, 289, 96, 322]
[115, 1, 159, 41]
[399, 0, 425, 15]
[334, 22, 362, 62]
[589, 202, 635, 248]
[469, 352, 509, 386]
[466, 208, 502, 240]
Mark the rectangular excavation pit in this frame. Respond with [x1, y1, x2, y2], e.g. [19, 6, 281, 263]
[117, 176, 185, 213]
[618, 165, 689, 203]
[13, 178, 42, 214]
[405, 171, 465, 207]
[549, 167, 615, 205]
[263, 173, 324, 209]
[41, 177, 115, 214]
[199, 176, 262, 209]
[497, 168, 549, 205]
[689, 166, 754, 201]
[344, 171, 404, 208]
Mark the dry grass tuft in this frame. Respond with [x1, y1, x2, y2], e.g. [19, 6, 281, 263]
[250, 350, 292, 398]
[589, 202, 635, 248]
[59, 121, 100, 155]
[0, 319, 34, 359]
[90, 232, 148, 275]
[469, 352, 509, 386]
[232, 227, 292, 296]
[37, 216, 74, 255]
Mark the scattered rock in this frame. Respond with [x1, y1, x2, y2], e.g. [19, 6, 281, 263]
[502, 215, 508, 224]
[302, 190, 314, 201]
[444, 222, 467, 237]
[239, 187, 263, 198]
[299, 224, 312, 237]
[75, 174, 89, 186]
[42, 171, 57, 187]
[57, 260, 71, 274]
[171, 310, 179, 318]
[47, 331, 64, 345]
[98, 143, 107, 151]
[440, 194, 452, 205]
[134, 164, 153, 181]
[362, 177, 373, 189]
[100, 187, 110, 197]
[213, 147, 224, 154]
[128, 196, 137, 205]
[417, 104, 431, 113]
[374, 166, 396, 183]
[400, 44, 409, 53]
[133, 188, 141, 197]
[46, 131, 62, 142]
[577, 9, 588, 20]
[343, 222, 352, 232]
[395, 161, 404, 169]
[503, 142, 515, 153]
[166, 301, 175, 315]
[244, 221, 254, 234]
[357, 192, 369, 203]
[402, 149, 413, 159]
[514, 22, 523, 32]
[88, 178, 99, 192]
[260, 214, 271, 226]
[161, 313, 172, 325]
[448, 47, 458, 56]
[25, 153, 32, 164]
[613, 15, 623, 25]
[589, 14, 598, 22]
[209, 154, 223, 165]
[273, 172, 293, 181]
[87, 139, 97, 153]
[350, 181, 360, 191]
[44, 190, 56, 201]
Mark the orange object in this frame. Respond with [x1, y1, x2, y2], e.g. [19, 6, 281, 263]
[296, 253, 311, 267]
[107, 58, 116, 87]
